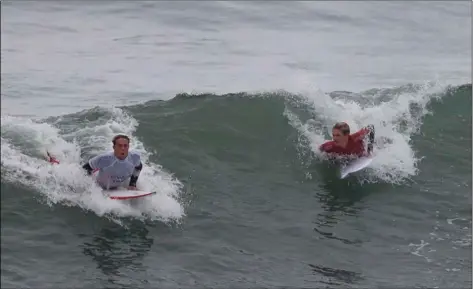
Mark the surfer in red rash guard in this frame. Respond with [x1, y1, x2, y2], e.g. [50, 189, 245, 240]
[319, 122, 375, 157]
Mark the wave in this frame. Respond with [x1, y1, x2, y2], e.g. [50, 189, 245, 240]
[1, 82, 470, 224]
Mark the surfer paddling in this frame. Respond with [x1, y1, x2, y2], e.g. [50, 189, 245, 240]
[82, 134, 143, 191]
[319, 122, 375, 157]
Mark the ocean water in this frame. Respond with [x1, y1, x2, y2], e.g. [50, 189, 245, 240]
[1, 1, 471, 288]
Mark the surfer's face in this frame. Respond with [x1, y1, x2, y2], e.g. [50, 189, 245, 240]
[113, 138, 129, 159]
[332, 128, 348, 144]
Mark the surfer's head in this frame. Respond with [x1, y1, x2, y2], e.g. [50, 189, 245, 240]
[112, 134, 130, 160]
[332, 122, 350, 144]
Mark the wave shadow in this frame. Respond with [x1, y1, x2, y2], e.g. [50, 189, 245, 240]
[80, 220, 154, 286]
[311, 161, 388, 246]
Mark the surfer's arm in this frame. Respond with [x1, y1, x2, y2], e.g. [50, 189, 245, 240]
[129, 162, 143, 187]
[351, 125, 375, 142]
[82, 154, 104, 175]
[366, 125, 375, 153]
[319, 141, 334, 153]
[82, 162, 94, 175]
[352, 125, 375, 153]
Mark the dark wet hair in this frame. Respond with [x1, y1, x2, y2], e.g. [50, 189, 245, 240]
[333, 122, 350, 135]
[112, 134, 130, 145]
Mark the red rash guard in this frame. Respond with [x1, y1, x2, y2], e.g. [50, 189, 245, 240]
[319, 128, 370, 157]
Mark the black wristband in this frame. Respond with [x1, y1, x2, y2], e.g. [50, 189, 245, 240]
[129, 175, 138, 187]
[82, 163, 94, 175]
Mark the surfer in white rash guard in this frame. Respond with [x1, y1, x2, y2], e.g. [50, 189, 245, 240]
[82, 134, 143, 190]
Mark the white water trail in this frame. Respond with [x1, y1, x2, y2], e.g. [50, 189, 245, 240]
[1, 107, 185, 225]
[285, 80, 449, 184]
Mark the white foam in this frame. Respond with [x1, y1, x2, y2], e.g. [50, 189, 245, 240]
[1, 108, 185, 225]
[285, 81, 449, 184]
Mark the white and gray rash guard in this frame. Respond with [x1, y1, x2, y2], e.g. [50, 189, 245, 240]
[82, 151, 143, 190]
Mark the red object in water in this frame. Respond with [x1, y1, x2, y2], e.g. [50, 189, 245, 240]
[49, 157, 60, 164]
[47, 152, 60, 164]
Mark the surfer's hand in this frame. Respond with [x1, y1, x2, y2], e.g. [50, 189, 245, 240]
[127, 186, 137, 190]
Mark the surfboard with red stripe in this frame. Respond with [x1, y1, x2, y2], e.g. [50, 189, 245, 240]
[107, 190, 156, 200]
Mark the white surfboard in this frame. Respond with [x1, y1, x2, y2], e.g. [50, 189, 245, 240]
[105, 189, 156, 200]
[340, 156, 373, 179]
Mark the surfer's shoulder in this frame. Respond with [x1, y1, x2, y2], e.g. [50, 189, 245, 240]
[99, 151, 116, 160]
[128, 150, 141, 165]
[320, 141, 335, 152]
[89, 151, 115, 168]
[128, 150, 140, 158]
